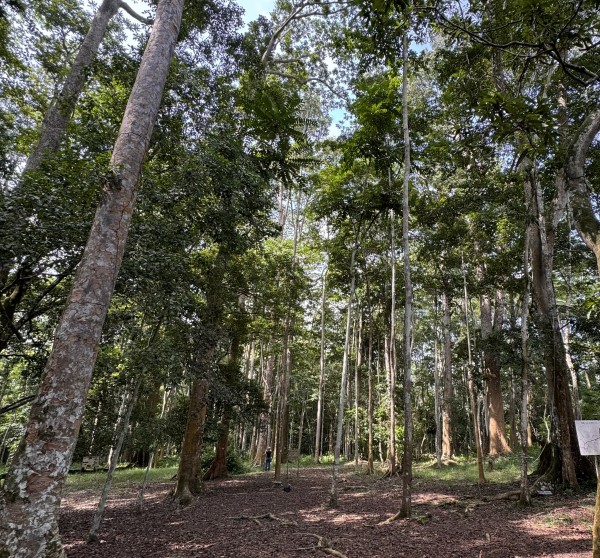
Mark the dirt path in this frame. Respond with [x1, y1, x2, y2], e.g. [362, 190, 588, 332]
[60, 466, 594, 557]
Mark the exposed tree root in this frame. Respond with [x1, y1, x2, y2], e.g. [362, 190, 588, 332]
[229, 513, 298, 527]
[296, 534, 347, 558]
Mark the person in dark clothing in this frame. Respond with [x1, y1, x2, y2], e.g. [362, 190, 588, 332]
[265, 447, 272, 471]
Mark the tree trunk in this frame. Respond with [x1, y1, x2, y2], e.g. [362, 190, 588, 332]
[203, 404, 232, 481]
[567, 109, 600, 276]
[254, 350, 274, 467]
[387, 200, 397, 476]
[21, 0, 122, 178]
[399, 31, 414, 518]
[526, 161, 584, 487]
[463, 262, 485, 483]
[88, 377, 141, 541]
[441, 290, 454, 458]
[480, 289, 511, 456]
[330, 239, 357, 508]
[354, 310, 362, 472]
[315, 270, 327, 463]
[0, 2, 184, 555]
[173, 378, 209, 504]
[519, 235, 531, 506]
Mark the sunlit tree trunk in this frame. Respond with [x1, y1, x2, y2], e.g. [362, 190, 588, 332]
[315, 270, 327, 462]
[441, 290, 454, 458]
[399, 31, 414, 517]
[0, 2, 185, 555]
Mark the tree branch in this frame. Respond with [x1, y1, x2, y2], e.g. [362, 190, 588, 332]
[266, 70, 348, 101]
[119, 1, 153, 25]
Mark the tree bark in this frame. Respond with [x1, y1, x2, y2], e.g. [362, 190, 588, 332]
[519, 234, 531, 506]
[566, 109, 600, 275]
[173, 378, 209, 503]
[480, 289, 511, 456]
[399, 31, 413, 517]
[526, 161, 583, 487]
[315, 270, 327, 462]
[441, 290, 453, 458]
[21, 0, 121, 178]
[330, 239, 357, 508]
[0, 2, 185, 555]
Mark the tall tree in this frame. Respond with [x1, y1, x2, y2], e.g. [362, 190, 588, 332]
[0, 1, 185, 554]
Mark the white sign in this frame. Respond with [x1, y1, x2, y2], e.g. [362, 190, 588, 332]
[575, 420, 600, 456]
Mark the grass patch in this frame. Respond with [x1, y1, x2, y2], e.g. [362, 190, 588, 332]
[65, 466, 178, 492]
[415, 454, 522, 485]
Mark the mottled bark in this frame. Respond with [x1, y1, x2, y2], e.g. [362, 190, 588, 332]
[526, 163, 582, 487]
[399, 32, 413, 518]
[173, 378, 209, 503]
[0, 2, 185, 555]
[203, 404, 232, 481]
[566, 109, 600, 275]
[21, 0, 121, 178]
[519, 237, 531, 506]
[480, 290, 511, 457]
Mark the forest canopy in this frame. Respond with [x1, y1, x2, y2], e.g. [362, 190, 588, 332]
[0, 0, 599, 555]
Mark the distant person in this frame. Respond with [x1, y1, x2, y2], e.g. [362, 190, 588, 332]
[265, 447, 272, 471]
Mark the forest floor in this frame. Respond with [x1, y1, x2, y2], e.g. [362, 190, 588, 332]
[60, 462, 595, 558]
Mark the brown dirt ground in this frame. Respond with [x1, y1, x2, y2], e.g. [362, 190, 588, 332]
[59, 465, 595, 558]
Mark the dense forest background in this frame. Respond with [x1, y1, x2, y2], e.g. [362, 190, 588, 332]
[0, 0, 599, 554]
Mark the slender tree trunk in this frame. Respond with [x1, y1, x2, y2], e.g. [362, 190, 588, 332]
[388, 197, 397, 476]
[399, 32, 413, 517]
[434, 335, 442, 468]
[330, 240, 357, 508]
[254, 350, 274, 467]
[519, 233, 531, 506]
[315, 270, 327, 462]
[0, 3, 184, 555]
[21, 0, 121, 178]
[441, 290, 454, 458]
[88, 378, 141, 541]
[354, 310, 362, 471]
[367, 301, 374, 474]
[463, 261, 485, 483]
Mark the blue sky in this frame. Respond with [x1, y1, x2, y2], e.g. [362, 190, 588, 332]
[238, 0, 275, 24]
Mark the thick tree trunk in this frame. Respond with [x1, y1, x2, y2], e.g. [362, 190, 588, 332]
[0, 2, 184, 555]
[480, 290, 511, 456]
[441, 290, 454, 458]
[567, 109, 600, 276]
[203, 405, 232, 481]
[173, 378, 209, 504]
[526, 162, 586, 487]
